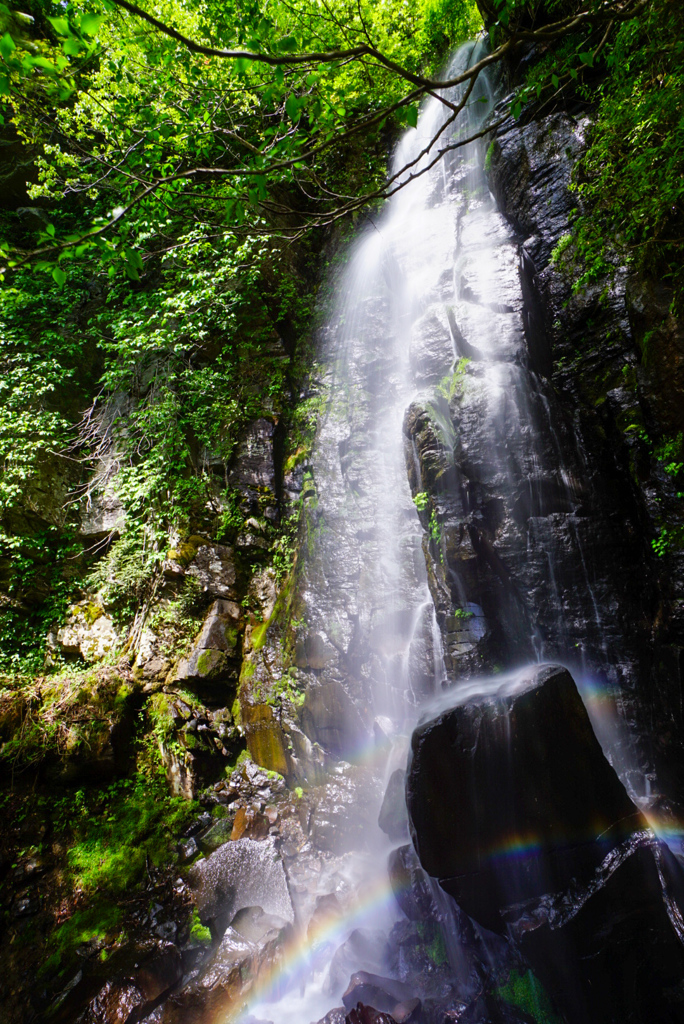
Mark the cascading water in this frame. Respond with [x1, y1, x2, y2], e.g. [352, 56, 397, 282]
[233, 42, 493, 1024]
[233, 36, 684, 1024]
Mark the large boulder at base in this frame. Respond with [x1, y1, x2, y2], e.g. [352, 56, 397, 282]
[407, 663, 684, 1023]
[407, 663, 647, 927]
[47, 941, 182, 1024]
[155, 923, 284, 1024]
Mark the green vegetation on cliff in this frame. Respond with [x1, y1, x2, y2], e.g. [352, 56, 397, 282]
[0, 0, 481, 670]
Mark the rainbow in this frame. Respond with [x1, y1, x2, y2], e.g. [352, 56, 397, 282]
[222, 865, 411, 1023]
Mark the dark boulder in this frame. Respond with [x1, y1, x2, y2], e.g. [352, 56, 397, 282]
[344, 1005, 398, 1024]
[407, 663, 646, 928]
[510, 835, 684, 1024]
[387, 844, 438, 922]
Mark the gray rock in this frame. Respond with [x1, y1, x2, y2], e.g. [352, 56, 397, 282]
[377, 769, 408, 840]
[409, 306, 454, 386]
[197, 818, 234, 854]
[308, 764, 383, 854]
[189, 837, 294, 937]
[56, 602, 118, 662]
[177, 837, 198, 864]
[186, 545, 237, 599]
[79, 491, 125, 539]
[301, 679, 369, 754]
[173, 599, 240, 686]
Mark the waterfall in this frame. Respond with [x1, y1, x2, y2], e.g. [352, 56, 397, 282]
[236, 42, 499, 1024]
[235, 37, 683, 1024]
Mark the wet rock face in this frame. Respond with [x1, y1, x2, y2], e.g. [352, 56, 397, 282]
[48, 942, 183, 1024]
[484, 103, 684, 801]
[407, 663, 684, 1023]
[228, 417, 279, 518]
[377, 769, 409, 841]
[185, 543, 238, 601]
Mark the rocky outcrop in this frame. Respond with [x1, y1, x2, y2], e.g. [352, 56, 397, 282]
[56, 600, 119, 662]
[408, 665, 647, 922]
[171, 599, 241, 695]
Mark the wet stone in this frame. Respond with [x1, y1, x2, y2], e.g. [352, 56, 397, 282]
[189, 837, 294, 938]
[342, 973, 419, 1021]
[377, 769, 409, 841]
[408, 663, 646, 929]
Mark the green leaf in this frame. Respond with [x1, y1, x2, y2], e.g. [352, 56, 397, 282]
[277, 35, 298, 52]
[29, 56, 57, 73]
[0, 74, 9, 95]
[47, 16, 69, 35]
[0, 31, 16, 59]
[124, 248, 144, 272]
[551, 74, 559, 89]
[63, 37, 84, 57]
[52, 267, 67, 288]
[579, 51, 594, 66]
[405, 105, 418, 128]
[79, 13, 104, 36]
[285, 94, 300, 121]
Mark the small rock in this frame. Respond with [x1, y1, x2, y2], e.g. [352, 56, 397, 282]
[178, 837, 198, 864]
[197, 818, 234, 854]
[342, 973, 419, 1020]
[377, 769, 408, 840]
[155, 921, 178, 943]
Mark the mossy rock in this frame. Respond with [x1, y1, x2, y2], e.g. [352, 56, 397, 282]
[242, 703, 290, 777]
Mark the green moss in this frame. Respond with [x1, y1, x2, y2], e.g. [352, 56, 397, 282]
[240, 659, 256, 681]
[189, 907, 212, 945]
[166, 541, 197, 566]
[426, 930, 448, 966]
[225, 748, 251, 780]
[195, 649, 220, 676]
[41, 902, 123, 979]
[250, 621, 269, 651]
[81, 601, 103, 626]
[437, 357, 470, 404]
[66, 774, 197, 897]
[494, 970, 562, 1024]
